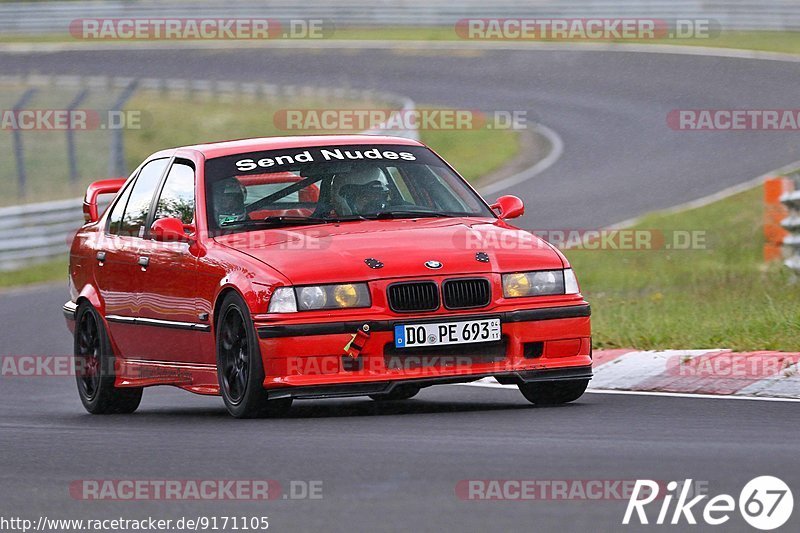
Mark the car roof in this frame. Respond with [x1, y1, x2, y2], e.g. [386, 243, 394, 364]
[159, 134, 425, 160]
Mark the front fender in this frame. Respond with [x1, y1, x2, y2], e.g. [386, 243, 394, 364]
[214, 273, 276, 324]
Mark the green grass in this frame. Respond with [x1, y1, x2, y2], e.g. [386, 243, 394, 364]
[421, 127, 519, 182]
[621, 30, 800, 54]
[340, 28, 800, 54]
[566, 186, 800, 351]
[0, 83, 120, 205]
[0, 256, 67, 289]
[0, 33, 78, 43]
[4, 29, 800, 55]
[0, 83, 177, 206]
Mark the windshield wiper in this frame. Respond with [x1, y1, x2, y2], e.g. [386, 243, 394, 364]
[220, 211, 452, 228]
[221, 216, 330, 228]
[370, 210, 451, 219]
[326, 215, 370, 222]
[220, 215, 375, 229]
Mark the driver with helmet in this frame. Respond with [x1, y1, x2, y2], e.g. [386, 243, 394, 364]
[331, 166, 390, 215]
[212, 178, 247, 226]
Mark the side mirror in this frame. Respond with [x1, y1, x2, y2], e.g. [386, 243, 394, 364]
[490, 195, 525, 220]
[151, 217, 195, 244]
[83, 178, 127, 223]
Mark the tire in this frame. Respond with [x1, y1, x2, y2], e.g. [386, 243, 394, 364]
[74, 303, 143, 414]
[369, 384, 421, 402]
[518, 379, 589, 406]
[216, 292, 292, 418]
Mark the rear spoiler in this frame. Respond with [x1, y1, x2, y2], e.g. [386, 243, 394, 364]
[83, 178, 126, 223]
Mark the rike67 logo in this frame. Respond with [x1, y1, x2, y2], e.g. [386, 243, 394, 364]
[624, 477, 794, 530]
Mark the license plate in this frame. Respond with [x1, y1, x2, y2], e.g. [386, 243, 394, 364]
[394, 318, 501, 348]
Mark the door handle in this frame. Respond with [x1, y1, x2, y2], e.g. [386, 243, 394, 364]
[137, 256, 150, 270]
[96, 251, 106, 263]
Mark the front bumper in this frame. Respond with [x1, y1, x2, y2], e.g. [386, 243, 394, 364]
[266, 365, 593, 400]
[63, 301, 78, 334]
[63, 301, 78, 321]
[256, 303, 592, 394]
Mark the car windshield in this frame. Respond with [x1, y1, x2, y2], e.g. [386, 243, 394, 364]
[204, 144, 494, 233]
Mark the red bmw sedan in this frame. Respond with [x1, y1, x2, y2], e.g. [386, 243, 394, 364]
[64, 135, 592, 418]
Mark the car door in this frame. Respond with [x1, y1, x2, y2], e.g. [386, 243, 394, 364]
[95, 157, 170, 360]
[134, 158, 204, 364]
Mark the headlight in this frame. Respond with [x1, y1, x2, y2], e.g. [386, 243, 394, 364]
[333, 284, 360, 307]
[298, 286, 327, 310]
[502, 272, 532, 298]
[268, 287, 298, 313]
[563, 268, 580, 294]
[269, 283, 371, 313]
[502, 269, 579, 298]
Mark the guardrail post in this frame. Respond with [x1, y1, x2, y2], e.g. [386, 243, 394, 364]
[764, 177, 791, 262]
[780, 173, 800, 271]
[11, 88, 38, 199]
[108, 79, 139, 177]
[66, 88, 89, 185]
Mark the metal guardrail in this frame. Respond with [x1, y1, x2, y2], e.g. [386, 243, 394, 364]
[0, 76, 417, 271]
[0, 198, 82, 271]
[780, 173, 800, 271]
[1, 1, 800, 33]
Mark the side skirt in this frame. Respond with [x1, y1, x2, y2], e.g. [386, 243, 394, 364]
[115, 359, 220, 395]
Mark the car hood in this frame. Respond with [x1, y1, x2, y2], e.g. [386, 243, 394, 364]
[213, 218, 564, 285]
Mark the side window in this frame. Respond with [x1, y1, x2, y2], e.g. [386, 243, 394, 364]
[118, 158, 169, 238]
[107, 181, 134, 235]
[154, 161, 195, 225]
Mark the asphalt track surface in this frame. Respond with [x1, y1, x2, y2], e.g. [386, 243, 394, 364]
[1, 45, 800, 531]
